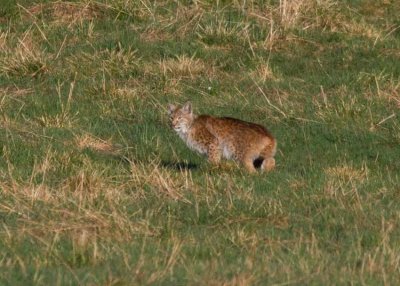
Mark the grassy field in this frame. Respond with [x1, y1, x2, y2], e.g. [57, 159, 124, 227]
[0, 0, 399, 284]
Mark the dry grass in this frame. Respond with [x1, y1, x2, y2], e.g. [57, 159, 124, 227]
[66, 45, 139, 77]
[109, 84, 141, 100]
[137, 26, 172, 43]
[0, 86, 34, 98]
[160, 55, 210, 79]
[0, 157, 160, 246]
[373, 74, 400, 108]
[173, 5, 204, 39]
[75, 133, 120, 155]
[250, 59, 279, 83]
[277, 0, 340, 31]
[26, 1, 103, 26]
[36, 80, 77, 128]
[196, 16, 251, 45]
[0, 30, 48, 77]
[129, 160, 194, 204]
[0, 0, 399, 284]
[325, 165, 369, 184]
[135, 4, 204, 42]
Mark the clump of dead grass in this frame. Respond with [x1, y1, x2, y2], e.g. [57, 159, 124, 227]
[104, 0, 162, 19]
[325, 165, 369, 183]
[105, 46, 139, 72]
[0, 156, 159, 248]
[67, 45, 139, 77]
[63, 170, 108, 200]
[36, 80, 78, 128]
[277, 0, 340, 31]
[172, 5, 204, 40]
[161, 78, 183, 97]
[196, 16, 251, 45]
[75, 133, 121, 155]
[250, 57, 280, 83]
[137, 26, 173, 43]
[366, 73, 400, 108]
[160, 55, 209, 79]
[0, 30, 48, 77]
[26, 2, 103, 27]
[130, 4, 203, 42]
[324, 164, 369, 198]
[109, 85, 140, 100]
[0, 86, 34, 98]
[192, 0, 346, 51]
[130, 160, 193, 204]
[37, 112, 78, 128]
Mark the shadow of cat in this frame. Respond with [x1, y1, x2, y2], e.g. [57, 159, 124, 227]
[160, 161, 199, 171]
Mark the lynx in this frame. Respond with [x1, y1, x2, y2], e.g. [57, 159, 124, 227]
[168, 102, 277, 173]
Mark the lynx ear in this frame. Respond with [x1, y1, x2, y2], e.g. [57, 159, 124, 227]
[182, 101, 192, 114]
[168, 104, 176, 115]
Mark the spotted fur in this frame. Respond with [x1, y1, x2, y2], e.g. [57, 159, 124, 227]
[168, 102, 277, 173]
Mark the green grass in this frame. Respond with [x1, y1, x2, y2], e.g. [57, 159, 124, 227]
[0, 0, 399, 285]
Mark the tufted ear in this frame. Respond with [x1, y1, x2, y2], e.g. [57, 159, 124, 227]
[182, 101, 192, 114]
[168, 104, 176, 115]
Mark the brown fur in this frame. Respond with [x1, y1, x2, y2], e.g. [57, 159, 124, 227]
[168, 102, 277, 173]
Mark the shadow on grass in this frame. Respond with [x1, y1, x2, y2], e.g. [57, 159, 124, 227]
[160, 160, 199, 171]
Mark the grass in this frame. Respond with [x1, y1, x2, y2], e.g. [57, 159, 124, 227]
[0, 0, 399, 285]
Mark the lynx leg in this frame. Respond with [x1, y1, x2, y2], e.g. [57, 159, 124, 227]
[244, 159, 257, 173]
[208, 142, 221, 165]
[259, 139, 277, 172]
[243, 152, 257, 173]
[261, 157, 275, 172]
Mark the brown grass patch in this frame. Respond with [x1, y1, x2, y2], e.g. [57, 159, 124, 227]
[197, 17, 250, 44]
[0, 30, 48, 77]
[359, 72, 400, 109]
[161, 78, 183, 97]
[75, 133, 120, 155]
[325, 165, 368, 183]
[359, 0, 392, 18]
[250, 60, 279, 83]
[0, 86, 34, 98]
[247, 0, 341, 31]
[36, 112, 77, 128]
[138, 27, 172, 43]
[341, 20, 382, 39]
[110, 85, 140, 100]
[277, 0, 339, 30]
[51, 2, 101, 22]
[160, 55, 210, 79]
[130, 160, 193, 204]
[27, 2, 103, 26]
[324, 165, 369, 198]
[377, 76, 400, 109]
[173, 5, 204, 39]
[67, 46, 139, 77]
[1, 182, 56, 203]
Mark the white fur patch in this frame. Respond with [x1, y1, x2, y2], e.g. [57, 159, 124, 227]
[186, 136, 207, 154]
[175, 129, 207, 155]
[222, 144, 233, 159]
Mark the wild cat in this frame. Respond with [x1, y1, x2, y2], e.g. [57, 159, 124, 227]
[168, 102, 277, 173]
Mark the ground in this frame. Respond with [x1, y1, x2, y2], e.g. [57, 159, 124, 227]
[0, 0, 399, 285]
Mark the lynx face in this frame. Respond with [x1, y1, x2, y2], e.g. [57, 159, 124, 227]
[168, 102, 194, 135]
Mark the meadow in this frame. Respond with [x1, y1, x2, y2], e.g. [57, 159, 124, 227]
[0, 0, 399, 284]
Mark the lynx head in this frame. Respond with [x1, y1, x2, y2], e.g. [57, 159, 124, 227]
[168, 102, 194, 135]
